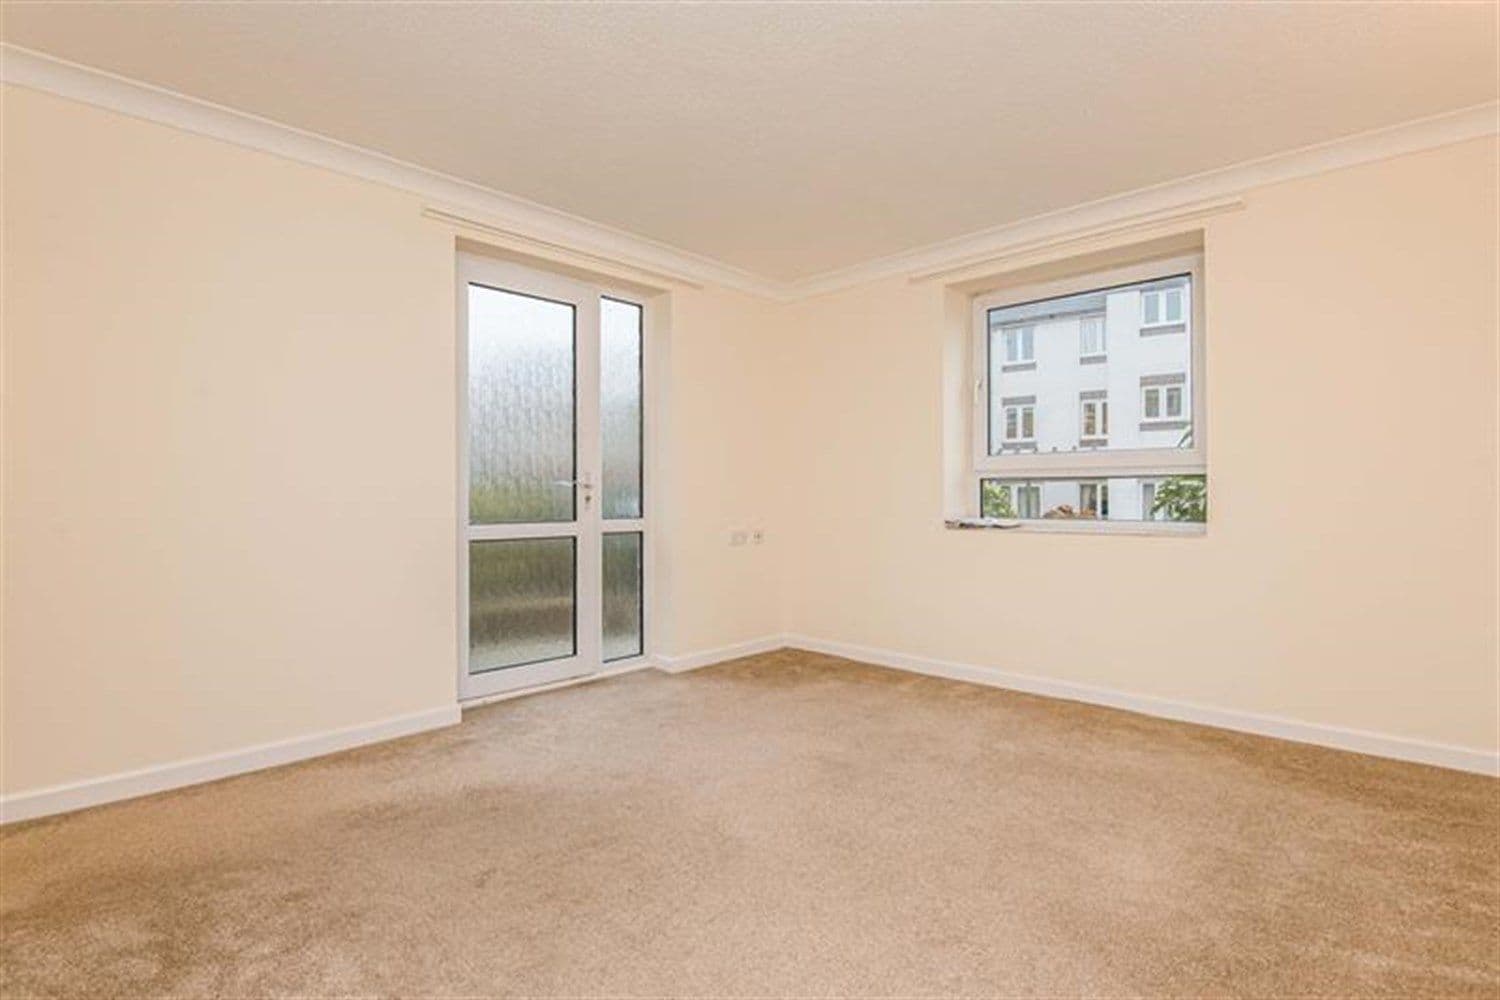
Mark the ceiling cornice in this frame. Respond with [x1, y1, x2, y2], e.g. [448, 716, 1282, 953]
[788, 100, 1500, 300]
[3, 43, 1496, 304]
[0, 44, 783, 299]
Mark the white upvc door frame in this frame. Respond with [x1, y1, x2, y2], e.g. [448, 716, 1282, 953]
[456, 254, 650, 702]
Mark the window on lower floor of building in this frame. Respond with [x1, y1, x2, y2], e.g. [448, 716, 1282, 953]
[1079, 481, 1109, 518]
[981, 480, 1043, 519]
[981, 475, 1206, 523]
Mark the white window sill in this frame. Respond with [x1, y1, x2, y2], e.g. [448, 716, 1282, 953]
[945, 517, 1206, 537]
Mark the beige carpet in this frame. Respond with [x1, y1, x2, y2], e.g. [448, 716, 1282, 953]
[2, 649, 1497, 997]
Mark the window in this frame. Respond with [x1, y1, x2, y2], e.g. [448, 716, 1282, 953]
[1016, 484, 1041, 519]
[1141, 377, 1186, 424]
[1003, 402, 1035, 442]
[980, 480, 1042, 519]
[971, 253, 1206, 531]
[1002, 324, 1034, 364]
[1080, 395, 1108, 442]
[1141, 282, 1187, 329]
[1079, 482, 1109, 519]
[1079, 313, 1106, 358]
[981, 475, 1205, 523]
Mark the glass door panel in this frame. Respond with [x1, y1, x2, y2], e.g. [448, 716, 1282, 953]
[467, 285, 576, 524]
[469, 538, 577, 672]
[602, 532, 643, 662]
[600, 298, 643, 519]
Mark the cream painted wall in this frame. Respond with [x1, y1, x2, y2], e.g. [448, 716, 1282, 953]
[3, 83, 1495, 802]
[1, 86, 784, 797]
[656, 286, 785, 656]
[777, 136, 1500, 755]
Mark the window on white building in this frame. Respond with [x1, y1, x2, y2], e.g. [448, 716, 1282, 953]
[1002, 402, 1035, 442]
[979, 475, 1205, 523]
[1141, 284, 1186, 329]
[980, 480, 1042, 519]
[1079, 313, 1106, 358]
[1078, 481, 1109, 518]
[1080, 395, 1108, 441]
[1141, 379, 1186, 423]
[972, 253, 1207, 530]
[1002, 324, 1034, 364]
[1141, 480, 1160, 520]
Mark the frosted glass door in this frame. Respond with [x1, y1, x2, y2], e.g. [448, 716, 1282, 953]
[468, 286, 576, 524]
[458, 256, 647, 700]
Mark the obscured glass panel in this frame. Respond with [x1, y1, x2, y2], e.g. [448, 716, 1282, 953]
[987, 274, 1192, 457]
[469, 538, 576, 672]
[468, 284, 575, 523]
[601, 298, 643, 519]
[981, 474, 1206, 523]
[602, 532, 643, 661]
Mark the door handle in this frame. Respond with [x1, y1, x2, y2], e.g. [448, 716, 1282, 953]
[553, 474, 595, 507]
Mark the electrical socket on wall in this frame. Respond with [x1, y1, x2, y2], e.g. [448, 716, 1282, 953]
[751, 529, 764, 545]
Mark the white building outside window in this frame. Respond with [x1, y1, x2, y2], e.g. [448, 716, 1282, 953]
[974, 255, 1207, 529]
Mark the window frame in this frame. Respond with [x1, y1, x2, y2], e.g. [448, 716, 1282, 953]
[1078, 311, 1107, 359]
[1001, 323, 1035, 364]
[1079, 395, 1109, 443]
[1078, 481, 1109, 519]
[1140, 285, 1187, 330]
[971, 253, 1206, 484]
[1001, 402, 1036, 443]
[1140, 380, 1186, 424]
[982, 480, 1043, 519]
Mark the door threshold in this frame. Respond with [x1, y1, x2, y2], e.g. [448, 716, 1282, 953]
[459, 658, 653, 710]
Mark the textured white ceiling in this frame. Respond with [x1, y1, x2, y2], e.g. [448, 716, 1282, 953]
[3, 2, 1495, 282]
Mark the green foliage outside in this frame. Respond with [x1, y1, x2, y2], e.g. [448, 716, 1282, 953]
[1149, 474, 1207, 522]
[980, 480, 1015, 519]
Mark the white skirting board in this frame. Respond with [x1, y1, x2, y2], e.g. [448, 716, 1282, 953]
[654, 635, 788, 673]
[0, 704, 461, 825]
[779, 634, 1499, 777]
[4, 635, 1491, 824]
[655, 632, 1497, 776]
